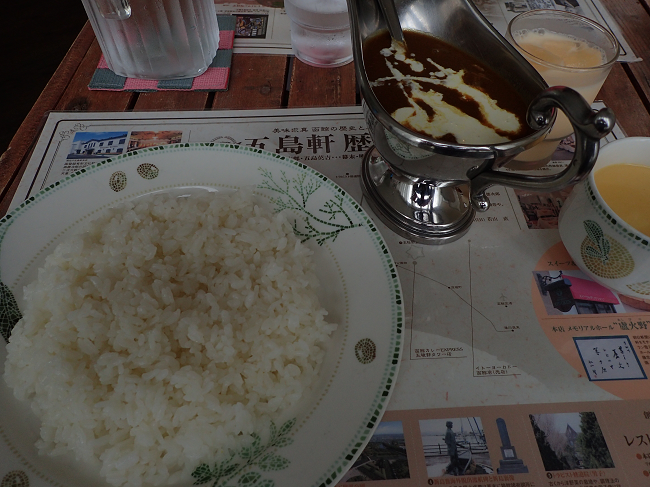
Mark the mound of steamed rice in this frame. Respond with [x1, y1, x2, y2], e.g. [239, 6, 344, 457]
[4, 189, 336, 487]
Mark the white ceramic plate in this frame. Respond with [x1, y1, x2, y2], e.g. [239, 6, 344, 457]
[0, 144, 403, 487]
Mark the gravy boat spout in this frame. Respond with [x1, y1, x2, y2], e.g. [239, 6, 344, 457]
[347, 0, 615, 244]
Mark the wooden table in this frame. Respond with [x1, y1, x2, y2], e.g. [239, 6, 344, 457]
[2, 0, 650, 217]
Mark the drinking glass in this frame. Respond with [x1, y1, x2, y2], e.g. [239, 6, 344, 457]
[506, 10, 619, 169]
[81, 0, 221, 79]
[284, 0, 353, 67]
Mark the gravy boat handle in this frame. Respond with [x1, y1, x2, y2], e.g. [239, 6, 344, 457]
[470, 86, 615, 212]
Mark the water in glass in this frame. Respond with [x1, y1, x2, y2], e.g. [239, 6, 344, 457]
[284, 0, 353, 67]
[81, 0, 220, 79]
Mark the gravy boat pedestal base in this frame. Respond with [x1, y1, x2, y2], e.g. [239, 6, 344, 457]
[361, 148, 475, 244]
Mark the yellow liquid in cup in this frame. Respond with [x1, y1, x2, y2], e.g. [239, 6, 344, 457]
[594, 163, 650, 236]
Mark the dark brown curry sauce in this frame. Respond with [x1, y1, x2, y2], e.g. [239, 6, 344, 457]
[363, 30, 535, 143]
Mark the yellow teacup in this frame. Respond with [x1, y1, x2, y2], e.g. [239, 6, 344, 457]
[558, 137, 650, 299]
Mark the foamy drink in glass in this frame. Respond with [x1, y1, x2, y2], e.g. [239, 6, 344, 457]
[506, 10, 619, 169]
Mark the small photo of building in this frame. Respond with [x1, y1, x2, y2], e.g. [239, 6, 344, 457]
[419, 417, 492, 478]
[534, 270, 622, 315]
[534, 270, 650, 315]
[67, 132, 128, 159]
[339, 420, 410, 483]
[127, 131, 183, 152]
[515, 188, 573, 230]
[529, 412, 614, 471]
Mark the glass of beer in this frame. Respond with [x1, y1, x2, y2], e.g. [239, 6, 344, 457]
[506, 10, 620, 169]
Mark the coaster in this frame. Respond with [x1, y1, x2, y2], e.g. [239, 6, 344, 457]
[88, 15, 235, 92]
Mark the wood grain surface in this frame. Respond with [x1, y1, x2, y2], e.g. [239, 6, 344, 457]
[601, 0, 650, 106]
[212, 55, 289, 110]
[54, 40, 134, 112]
[134, 91, 212, 111]
[599, 63, 650, 136]
[287, 59, 357, 107]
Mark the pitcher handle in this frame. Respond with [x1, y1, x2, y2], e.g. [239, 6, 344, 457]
[470, 87, 615, 212]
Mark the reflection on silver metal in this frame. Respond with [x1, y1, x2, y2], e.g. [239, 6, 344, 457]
[376, 0, 405, 45]
[348, 0, 615, 244]
[361, 149, 475, 244]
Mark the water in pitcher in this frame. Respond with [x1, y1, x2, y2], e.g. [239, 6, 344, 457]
[82, 0, 220, 79]
[284, 0, 353, 67]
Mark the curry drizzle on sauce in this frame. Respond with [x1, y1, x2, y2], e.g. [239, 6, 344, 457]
[363, 30, 535, 144]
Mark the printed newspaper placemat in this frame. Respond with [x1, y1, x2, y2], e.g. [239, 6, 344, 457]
[13, 107, 650, 487]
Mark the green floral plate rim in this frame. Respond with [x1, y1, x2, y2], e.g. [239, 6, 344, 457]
[0, 143, 404, 487]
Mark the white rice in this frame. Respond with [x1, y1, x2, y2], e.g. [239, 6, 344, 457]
[4, 189, 336, 486]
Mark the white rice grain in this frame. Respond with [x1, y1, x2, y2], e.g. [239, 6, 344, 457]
[4, 189, 336, 486]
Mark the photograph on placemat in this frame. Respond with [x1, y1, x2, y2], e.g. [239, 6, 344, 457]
[494, 418, 529, 474]
[236, 15, 269, 37]
[471, 0, 502, 18]
[63, 131, 129, 175]
[504, 2, 529, 13]
[534, 270, 623, 315]
[552, 134, 577, 162]
[514, 135, 577, 230]
[419, 417, 493, 478]
[338, 420, 411, 483]
[127, 131, 183, 152]
[67, 131, 128, 160]
[515, 187, 572, 230]
[529, 412, 614, 471]
[533, 270, 650, 315]
[554, 0, 587, 16]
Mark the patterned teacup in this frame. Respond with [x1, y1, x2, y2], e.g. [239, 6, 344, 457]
[558, 137, 650, 299]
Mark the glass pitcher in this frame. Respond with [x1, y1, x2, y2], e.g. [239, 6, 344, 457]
[81, 0, 220, 79]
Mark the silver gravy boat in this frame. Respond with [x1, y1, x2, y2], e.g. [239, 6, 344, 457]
[348, 0, 616, 243]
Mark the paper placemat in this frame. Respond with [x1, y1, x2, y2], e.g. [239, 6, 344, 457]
[88, 15, 235, 92]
